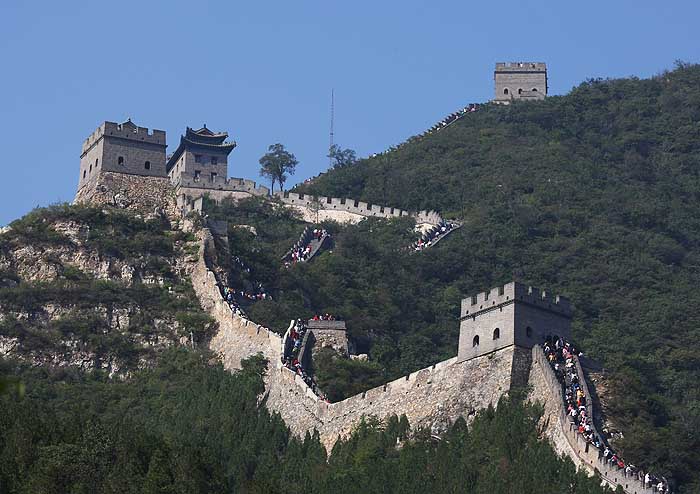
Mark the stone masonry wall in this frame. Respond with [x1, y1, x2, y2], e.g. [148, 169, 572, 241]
[74, 171, 177, 219]
[273, 191, 443, 226]
[528, 346, 655, 494]
[191, 228, 520, 450]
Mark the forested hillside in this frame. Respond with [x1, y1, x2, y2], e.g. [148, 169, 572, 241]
[296, 62, 700, 489]
[0, 351, 610, 494]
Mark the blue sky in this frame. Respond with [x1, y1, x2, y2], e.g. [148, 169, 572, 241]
[1, 0, 698, 225]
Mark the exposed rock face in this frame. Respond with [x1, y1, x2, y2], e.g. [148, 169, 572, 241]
[0, 210, 204, 376]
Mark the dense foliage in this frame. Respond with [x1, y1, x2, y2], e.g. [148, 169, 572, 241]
[293, 63, 700, 490]
[0, 351, 610, 494]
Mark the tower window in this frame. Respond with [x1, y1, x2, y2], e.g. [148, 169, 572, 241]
[473, 335, 480, 347]
[532, 88, 538, 92]
[194, 170, 201, 181]
[118, 156, 124, 165]
[211, 172, 217, 182]
[503, 88, 509, 95]
[493, 328, 500, 340]
[95, 158, 99, 167]
[526, 326, 533, 338]
[89, 164, 92, 172]
[518, 88, 523, 95]
[144, 161, 151, 170]
[83, 170, 86, 179]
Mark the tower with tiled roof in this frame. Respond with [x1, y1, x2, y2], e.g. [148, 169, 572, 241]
[166, 126, 237, 185]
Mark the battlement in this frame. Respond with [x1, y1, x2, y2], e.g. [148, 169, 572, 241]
[274, 191, 443, 226]
[460, 281, 571, 319]
[307, 320, 346, 330]
[81, 120, 166, 156]
[176, 176, 270, 196]
[495, 62, 547, 72]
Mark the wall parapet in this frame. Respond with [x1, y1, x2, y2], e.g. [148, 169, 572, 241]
[531, 346, 656, 494]
[176, 176, 270, 197]
[273, 191, 443, 226]
[461, 281, 572, 319]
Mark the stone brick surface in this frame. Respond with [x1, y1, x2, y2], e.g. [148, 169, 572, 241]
[74, 171, 177, 219]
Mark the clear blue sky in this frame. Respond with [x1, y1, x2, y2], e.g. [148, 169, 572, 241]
[1, 0, 698, 226]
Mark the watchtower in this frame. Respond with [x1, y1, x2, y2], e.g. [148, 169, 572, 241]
[494, 62, 547, 103]
[457, 281, 571, 362]
[78, 119, 167, 188]
[166, 126, 237, 185]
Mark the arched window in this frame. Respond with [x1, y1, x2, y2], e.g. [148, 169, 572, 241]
[526, 326, 533, 338]
[118, 156, 124, 166]
[89, 164, 92, 172]
[493, 328, 500, 340]
[144, 161, 151, 170]
[473, 335, 480, 347]
[518, 88, 523, 95]
[532, 88, 538, 92]
[503, 88, 509, 95]
[95, 158, 99, 167]
[83, 170, 86, 179]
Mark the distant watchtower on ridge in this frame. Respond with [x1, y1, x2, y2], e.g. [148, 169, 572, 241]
[494, 62, 547, 103]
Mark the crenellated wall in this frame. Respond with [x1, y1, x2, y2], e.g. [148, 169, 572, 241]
[191, 229, 658, 492]
[529, 346, 656, 494]
[192, 228, 523, 451]
[273, 191, 443, 226]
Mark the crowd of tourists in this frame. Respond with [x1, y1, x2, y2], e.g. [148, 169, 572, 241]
[413, 221, 460, 252]
[281, 318, 330, 403]
[544, 338, 670, 493]
[285, 228, 330, 267]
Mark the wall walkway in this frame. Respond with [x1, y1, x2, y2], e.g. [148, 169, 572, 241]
[529, 346, 656, 494]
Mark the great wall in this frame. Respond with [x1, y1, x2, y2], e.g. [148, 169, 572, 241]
[66, 61, 668, 490]
[70, 148, 663, 494]
[188, 227, 655, 494]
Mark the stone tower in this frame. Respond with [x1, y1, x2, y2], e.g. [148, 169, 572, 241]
[166, 126, 237, 185]
[494, 62, 547, 103]
[457, 281, 571, 362]
[78, 119, 167, 189]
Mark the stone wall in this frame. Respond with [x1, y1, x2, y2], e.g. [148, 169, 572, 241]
[494, 62, 547, 103]
[528, 346, 656, 494]
[74, 171, 177, 219]
[273, 191, 443, 226]
[190, 226, 654, 492]
[79, 121, 167, 184]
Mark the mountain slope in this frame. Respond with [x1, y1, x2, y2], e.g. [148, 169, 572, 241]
[297, 62, 700, 488]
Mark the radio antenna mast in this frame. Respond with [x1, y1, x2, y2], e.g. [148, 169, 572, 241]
[329, 88, 335, 167]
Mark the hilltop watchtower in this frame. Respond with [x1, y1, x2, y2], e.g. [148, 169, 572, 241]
[457, 281, 571, 362]
[78, 119, 167, 188]
[166, 126, 237, 185]
[494, 62, 547, 103]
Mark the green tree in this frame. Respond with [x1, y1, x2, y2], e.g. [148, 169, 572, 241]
[328, 144, 357, 169]
[259, 143, 298, 193]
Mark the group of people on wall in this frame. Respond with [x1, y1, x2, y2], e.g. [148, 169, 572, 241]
[544, 338, 670, 493]
[413, 221, 460, 252]
[285, 228, 330, 267]
[281, 318, 331, 403]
